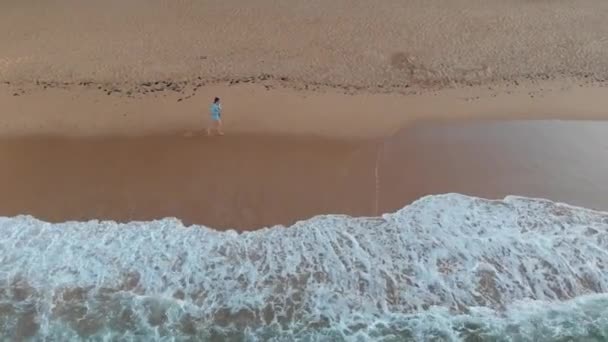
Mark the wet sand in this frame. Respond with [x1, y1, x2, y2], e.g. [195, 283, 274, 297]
[379, 120, 608, 215]
[2, 120, 607, 230]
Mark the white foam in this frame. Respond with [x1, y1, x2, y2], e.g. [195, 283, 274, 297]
[1, 194, 608, 340]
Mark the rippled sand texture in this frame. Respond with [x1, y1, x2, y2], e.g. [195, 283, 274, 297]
[2, 0, 608, 90]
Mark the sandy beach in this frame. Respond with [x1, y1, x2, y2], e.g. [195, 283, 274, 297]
[2, 0, 608, 228]
[3, 0, 608, 87]
[4, 2, 608, 340]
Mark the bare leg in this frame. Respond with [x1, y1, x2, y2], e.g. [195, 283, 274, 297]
[216, 119, 224, 135]
[207, 120, 223, 136]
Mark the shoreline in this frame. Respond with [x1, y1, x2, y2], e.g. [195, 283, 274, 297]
[3, 119, 608, 230]
[3, 1, 608, 339]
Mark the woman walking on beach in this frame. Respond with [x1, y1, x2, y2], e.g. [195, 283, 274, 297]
[208, 97, 224, 136]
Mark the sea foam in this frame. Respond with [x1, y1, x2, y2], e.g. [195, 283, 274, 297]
[1, 194, 608, 341]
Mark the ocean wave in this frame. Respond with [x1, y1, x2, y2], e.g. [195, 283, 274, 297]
[1, 194, 608, 341]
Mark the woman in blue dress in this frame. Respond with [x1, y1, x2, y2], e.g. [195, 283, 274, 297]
[208, 97, 224, 136]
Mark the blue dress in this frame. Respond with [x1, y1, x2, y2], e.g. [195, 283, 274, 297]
[210, 103, 221, 121]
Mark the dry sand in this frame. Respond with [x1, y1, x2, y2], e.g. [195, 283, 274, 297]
[2, 81, 608, 140]
[2, 0, 608, 139]
[2, 1, 608, 228]
[3, 0, 608, 87]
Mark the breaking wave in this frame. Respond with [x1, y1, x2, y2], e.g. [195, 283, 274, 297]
[1, 194, 608, 341]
